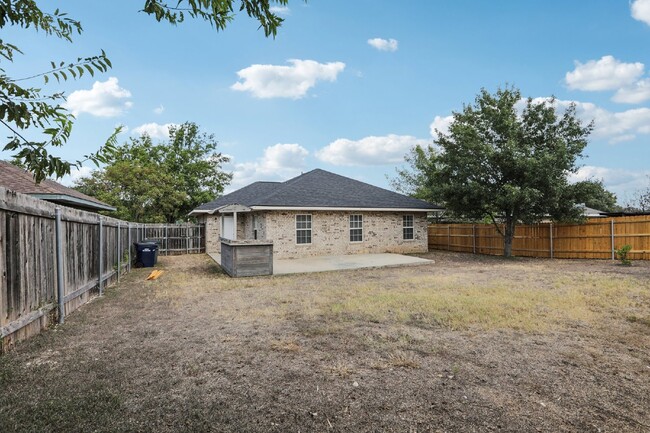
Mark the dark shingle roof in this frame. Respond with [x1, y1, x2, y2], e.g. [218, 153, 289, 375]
[192, 181, 281, 211]
[0, 161, 115, 211]
[193, 169, 440, 212]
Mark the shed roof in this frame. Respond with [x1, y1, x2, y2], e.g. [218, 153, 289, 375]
[192, 169, 441, 213]
[0, 161, 116, 212]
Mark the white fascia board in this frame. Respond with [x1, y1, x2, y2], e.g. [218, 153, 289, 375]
[188, 209, 212, 215]
[250, 206, 437, 212]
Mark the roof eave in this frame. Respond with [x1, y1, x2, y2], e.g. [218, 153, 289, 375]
[30, 194, 116, 212]
[249, 206, 442, 212]
[188, 209, 213, 216]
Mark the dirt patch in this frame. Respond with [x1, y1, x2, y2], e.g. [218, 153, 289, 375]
[1, 251, 649, 432]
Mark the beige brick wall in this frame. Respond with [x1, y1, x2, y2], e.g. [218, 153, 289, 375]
[200, 215, 221, 253]
[202, 210, 428, 258]
[202, 213, 262, 253]
[263, 210, 428, 259]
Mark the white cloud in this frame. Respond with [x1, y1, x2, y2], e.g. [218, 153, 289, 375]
[532, 98, 650, 142]
[569, 165, 650, 199]
[57, 165, 93, 186]
[565, 56, 644, 91]
[269, 5, 290, 15]
[632, 0, 650, 26]
[65, 77, 132, 117]
[565, 55, 650, 104]
[367, 38, 399, 52]
[429, 115, 454, 139]
[528, 98, 650, 142]
[432, 97, 650, 145]
[612, 78, 650, 103]
[153, 104, 165, 114]
[132, 122, 177, 139]
[316, 134, 428, 166]
[227, 143, 309, 192]
[231, 59, 345, 99]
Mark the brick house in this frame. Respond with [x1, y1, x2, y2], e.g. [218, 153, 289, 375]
[190, 169, 441, 259]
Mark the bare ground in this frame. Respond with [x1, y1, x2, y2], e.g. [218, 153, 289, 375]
[1, 251, 649, 432]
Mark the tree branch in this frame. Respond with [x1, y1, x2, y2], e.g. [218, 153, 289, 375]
[0, 118, 32, 147]
[487, 212, 504, 237]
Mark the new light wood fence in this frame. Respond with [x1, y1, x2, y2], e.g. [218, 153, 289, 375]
[428, 216, 650, 260]
[0, 187, 205, 353]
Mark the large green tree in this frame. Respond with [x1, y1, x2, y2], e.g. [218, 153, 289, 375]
[74, 122, 231, 223]
[568, 179, 619, 212]
[1, 0, 290, 183]
[396, 86, 594, 257]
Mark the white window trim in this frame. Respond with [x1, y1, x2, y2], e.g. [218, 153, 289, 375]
[349, 214, 363, 243]
[403, 214, 415, 241]
[295, 214, 312, 245]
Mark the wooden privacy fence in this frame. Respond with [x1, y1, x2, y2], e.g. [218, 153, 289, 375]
[0, 187, 205, 353]
[140, 224, 204, 255]
[428, 215, 650, 260]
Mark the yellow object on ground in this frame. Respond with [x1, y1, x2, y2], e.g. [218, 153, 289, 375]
[145, 270, 164, 280]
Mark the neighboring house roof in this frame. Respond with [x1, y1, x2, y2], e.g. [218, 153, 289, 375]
[0, 161, 116, 212]
[192, 169, 442, 214]
[581, 205, 607, 217]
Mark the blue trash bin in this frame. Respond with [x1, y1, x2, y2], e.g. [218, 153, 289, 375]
[143, 239, 161, 264]
[135, 242, 158, 268]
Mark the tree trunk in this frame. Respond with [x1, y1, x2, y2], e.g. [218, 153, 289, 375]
[503, 217, 516, 257]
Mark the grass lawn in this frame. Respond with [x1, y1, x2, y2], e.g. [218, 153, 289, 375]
[1, 251, 649, 432]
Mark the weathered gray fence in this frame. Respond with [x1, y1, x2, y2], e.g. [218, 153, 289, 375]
[0, 187, 205, 353]
[140, 224, 204, 255]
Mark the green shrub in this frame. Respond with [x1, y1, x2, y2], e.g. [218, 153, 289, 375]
[616, 244, 633, 266]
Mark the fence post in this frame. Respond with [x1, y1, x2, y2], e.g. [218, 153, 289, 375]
[611, 219, 615, 260]
[549, 223, 554, 259]
[472, 224, 476, 254]
[98, 216, 104, 296]
[55, 207, 65, 324]
[186, 225, 189, 254]
[447, 224, 451, 251]
[198, 224, 202, 253]
[165, 225, 168, 255]
[127, 223, 131, 272]
[117, 222, 121, 282]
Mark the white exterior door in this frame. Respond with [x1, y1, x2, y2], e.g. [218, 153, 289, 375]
[222, 216, 235, 240]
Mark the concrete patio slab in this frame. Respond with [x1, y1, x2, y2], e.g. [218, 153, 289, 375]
[208, 251, 432, 275]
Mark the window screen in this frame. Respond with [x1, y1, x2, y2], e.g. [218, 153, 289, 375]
[296, 214, 312, 244]
[403, 215, 414, 240]
[350, 214, 363, 242]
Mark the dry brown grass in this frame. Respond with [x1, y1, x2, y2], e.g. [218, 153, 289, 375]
[2, 252, 649, 433]
[323, 272, 650, 332]
[155, 256, 650, 333]
[324, 361, 356, 377]
[386, 351, 421, 369]
[270, 338, 301, 352]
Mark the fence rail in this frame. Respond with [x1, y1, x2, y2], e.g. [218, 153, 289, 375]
[0, 187, 205, 353]
[428, 216, 650, 260]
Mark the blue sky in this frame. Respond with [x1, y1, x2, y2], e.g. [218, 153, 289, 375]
[3, 0, 650, 203]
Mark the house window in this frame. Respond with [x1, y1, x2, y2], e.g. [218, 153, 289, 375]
[403, 215, 414, 240]
[296, 214, 312, 244]
[349, 214, 363, 242]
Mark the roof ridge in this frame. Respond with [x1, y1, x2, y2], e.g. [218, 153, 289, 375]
[254, 168, 319, 203]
